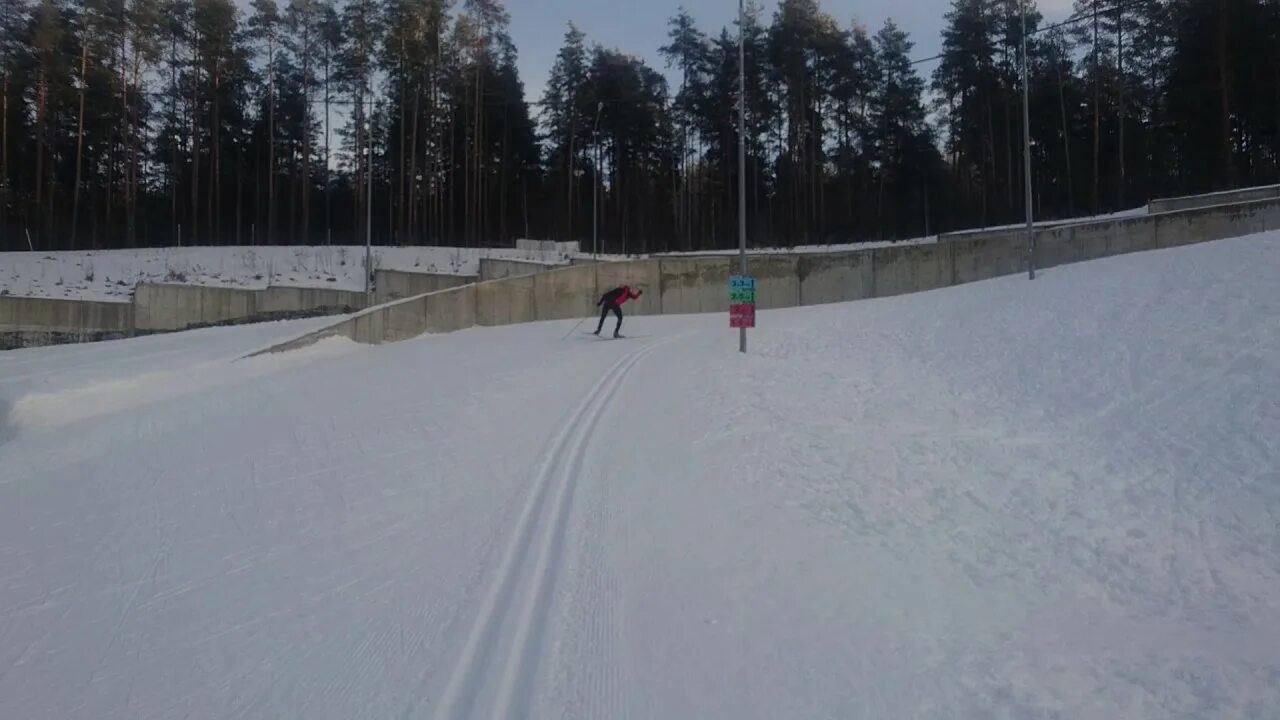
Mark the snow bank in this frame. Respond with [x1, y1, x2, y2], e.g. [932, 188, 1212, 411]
[9, 335, 357, 431]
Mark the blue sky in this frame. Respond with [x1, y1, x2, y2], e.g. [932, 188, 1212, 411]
[233, 0, 1076, 114]
[507, 0, 1078, 107]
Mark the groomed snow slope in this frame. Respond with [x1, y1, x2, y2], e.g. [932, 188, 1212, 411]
[1, 233, 1278, 719]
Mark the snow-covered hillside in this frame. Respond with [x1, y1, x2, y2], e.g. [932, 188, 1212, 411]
[0, 245, 571, 302]
[1, 232, 1277, 719]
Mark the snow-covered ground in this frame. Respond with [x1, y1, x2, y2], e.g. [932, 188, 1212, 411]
[0, 245, 571, 302]
[939, 205, 1149, 238]
[649, 236, 937, 256]
[2, 232, 1278, 718]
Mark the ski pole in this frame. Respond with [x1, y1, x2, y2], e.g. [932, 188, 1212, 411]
[560, 316, 589, 340]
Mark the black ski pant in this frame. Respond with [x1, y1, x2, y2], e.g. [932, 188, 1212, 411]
[595, 303, 623, 335]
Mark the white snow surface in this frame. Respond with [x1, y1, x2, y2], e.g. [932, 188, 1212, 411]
[2, 232, 1279, 718]
[648, 235, 937, 256]
[939, 205, 1149, 238]
[0, 245, 571, 302]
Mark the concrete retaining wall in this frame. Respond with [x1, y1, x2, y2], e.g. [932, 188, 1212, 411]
[515, 239, 579, 255]
[950, 234, 1023, 286]
[243, 193, 1280, 353]
[374, 270, 475, 304]
[1147, 184, 1280, 214]
[797, 252, 875, 305]
[871, 243, 954, 297]
[478, 258, 564, 281]
[657, 258, 730, 315]
[134, 283, 369, 332]
[0, 296, 134, 349]
[476, 275, 537, 326]
[260, 286, 368, 314]
[0, 296, 134, 334]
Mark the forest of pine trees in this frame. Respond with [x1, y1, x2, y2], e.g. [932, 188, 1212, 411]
[0, 0, 1277, 253]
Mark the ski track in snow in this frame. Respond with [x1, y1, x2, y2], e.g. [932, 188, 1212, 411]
[1, 232, 1278, 718]
[430, 335, 679, 720]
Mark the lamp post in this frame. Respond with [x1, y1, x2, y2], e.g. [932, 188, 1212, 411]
[1021, 0, 1035, 280]
[737, 0, 747, 353]
[365, 90, 374, 294]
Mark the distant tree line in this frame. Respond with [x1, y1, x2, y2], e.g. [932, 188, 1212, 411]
[1, 0, 1277, 253]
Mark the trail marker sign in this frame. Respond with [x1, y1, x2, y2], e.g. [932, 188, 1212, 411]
[729, 275, 756, 329]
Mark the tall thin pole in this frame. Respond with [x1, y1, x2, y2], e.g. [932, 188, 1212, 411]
[1021, 0, 1035, 280]
[738, 0, 747, 354]
[365, 91, 374, 294]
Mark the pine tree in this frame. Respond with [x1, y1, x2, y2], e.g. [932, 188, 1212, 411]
[0, 0, 27, 231]
[248, 0, 282, 244]
[542, 24, 589, 243]
[871, 19, 936, 238]
[284, 0, 320, 244]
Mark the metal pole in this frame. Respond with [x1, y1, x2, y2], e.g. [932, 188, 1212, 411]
[1021, 0, 1035, 280]
[738, 0, 747, 354]
[365, 91, 373, 295]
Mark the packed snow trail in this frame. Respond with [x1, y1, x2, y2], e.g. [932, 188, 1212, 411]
[2, 233, 1279, 718]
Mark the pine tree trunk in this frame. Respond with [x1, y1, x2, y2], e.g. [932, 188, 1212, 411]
[1, 73, 8, 209]
[170, 30, 179, 242]
[1006, 95, 1015, 215]
[301, 25, 311, 245]
[446, 99, 455, 243]
[499, 103, 508, 243]
[190, 22, 200, 245]
[1092, 4, 1100, 213]
[1216, 0, 1233, 188]
[986, 98, 997, 225]
[115, 18, 126, 245]
[267, 35, 275, 245]
[210, 58, 221, 244]
[1057, 63, 1075, 215]
[236, 145, 243, 244]
[567, 115, 576, 242]
[354, 90, 363, 245]
[408, 85, 420, 241]
[1116, 4, 1125, 207]
[129, 41, 144, 247]
[72, 38, 88, 249]
[34, 66, 47, 241]
[396, 44, 406, 244]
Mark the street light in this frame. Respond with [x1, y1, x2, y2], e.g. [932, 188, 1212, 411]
[1021, 0, 1035, 280]
[737, 0, 747, 353]
[593, 101, 604, 259]
[366, 90, 374, 295]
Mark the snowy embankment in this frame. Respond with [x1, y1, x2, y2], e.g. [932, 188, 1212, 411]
[648, 235, 938, 256]
[1, 232, 1277, 718]
[0, 244, 571, 303]
[938, 204, 1148, 237]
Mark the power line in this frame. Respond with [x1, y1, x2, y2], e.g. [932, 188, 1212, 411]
[910, 0, 1150, 67]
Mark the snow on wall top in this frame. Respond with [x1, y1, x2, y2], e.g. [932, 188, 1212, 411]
[0, 245, 572, 303]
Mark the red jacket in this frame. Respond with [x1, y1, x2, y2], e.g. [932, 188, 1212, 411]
[598, 285, 643, 307]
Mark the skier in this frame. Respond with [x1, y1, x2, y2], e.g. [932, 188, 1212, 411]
[594, 285, 643, 337]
